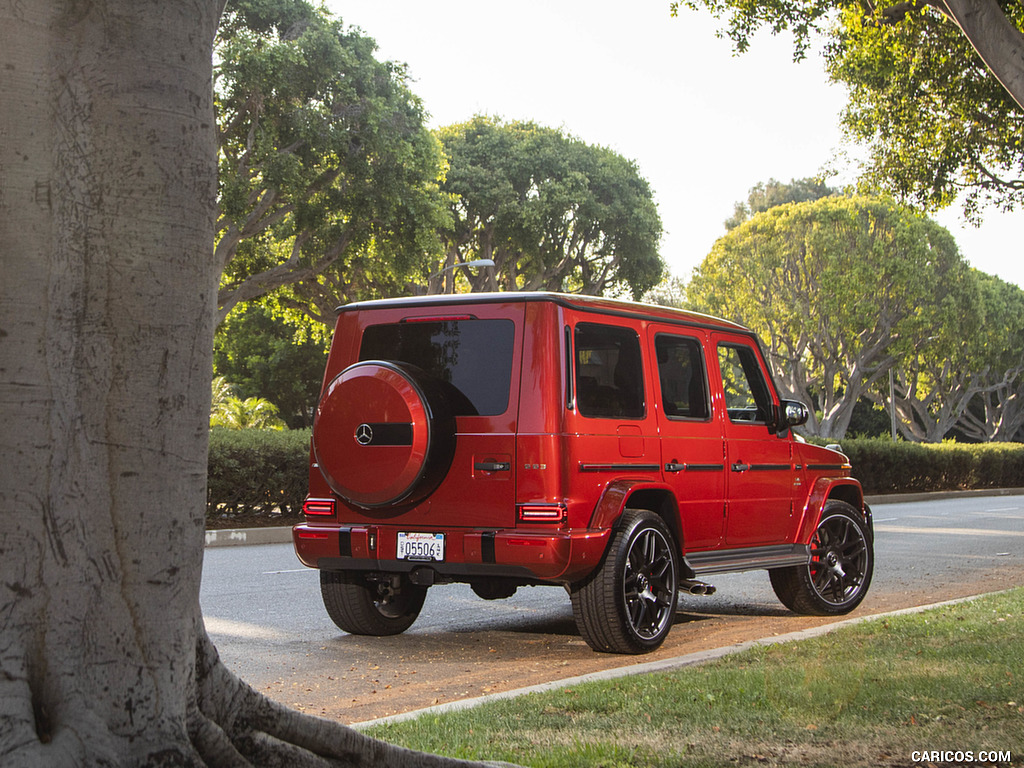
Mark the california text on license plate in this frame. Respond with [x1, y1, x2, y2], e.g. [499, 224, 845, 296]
[397, 532, 445, 562]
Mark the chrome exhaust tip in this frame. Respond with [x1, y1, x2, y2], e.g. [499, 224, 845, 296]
[680, 579, 716, 596]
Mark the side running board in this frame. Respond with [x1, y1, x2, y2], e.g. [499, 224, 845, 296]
[684, 544, 810, 577]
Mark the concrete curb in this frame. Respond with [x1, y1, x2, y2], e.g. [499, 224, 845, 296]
[204, 488, 1024, 548]
[349, 590, 1014, 730]
[865, 487, 1024, 506]
[205, 526, 293, 548]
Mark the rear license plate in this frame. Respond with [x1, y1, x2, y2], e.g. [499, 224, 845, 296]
[397, 532, 445, 562]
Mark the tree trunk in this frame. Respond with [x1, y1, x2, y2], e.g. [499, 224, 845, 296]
[0, 3, 512, 766]
[956, 368, 1024, 442]
[940, 0, 1024, 112]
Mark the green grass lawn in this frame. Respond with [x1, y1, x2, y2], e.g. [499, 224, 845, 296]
[364, 589, 1024, 767]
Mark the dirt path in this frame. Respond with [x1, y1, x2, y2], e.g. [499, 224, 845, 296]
[259, 567, 1024, 726]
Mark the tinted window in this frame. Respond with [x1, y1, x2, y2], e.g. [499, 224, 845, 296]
[717, 343, 772, 424]
[360, 319, 515, 416]
[655, 335, 709, 420]
[574, 323, 644, 419]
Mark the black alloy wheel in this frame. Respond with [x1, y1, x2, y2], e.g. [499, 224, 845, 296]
[770, 500, 873, 615]
[572, 509, 680, 654]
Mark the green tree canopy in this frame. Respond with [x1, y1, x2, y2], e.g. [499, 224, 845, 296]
[688, 195, 973, 439]
[725, 176, 838, 230]
[828, 3, 1024, 219]
[676, 2, 1024, 218]
[433, 116, 665, 299]
[215, 0, 449, 324]
[213, 304, 327, 428]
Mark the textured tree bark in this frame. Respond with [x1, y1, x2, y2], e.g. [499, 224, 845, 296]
[1, 3, 221, 762]
[0, 3, 511, 766]
[940, 0, 1024, 112]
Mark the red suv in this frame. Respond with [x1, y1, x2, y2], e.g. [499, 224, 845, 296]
[293, 293, 873, 653]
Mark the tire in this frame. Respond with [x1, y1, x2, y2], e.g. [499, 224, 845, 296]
[320, 571, 427, 636]
[312, 360, 455, 509]
[770, 500, 873, 615]
[571, 509, 680, 654]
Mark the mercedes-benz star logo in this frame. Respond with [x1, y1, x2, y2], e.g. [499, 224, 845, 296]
[354, 423, 373, 446]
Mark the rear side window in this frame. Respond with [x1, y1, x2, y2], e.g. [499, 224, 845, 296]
[574, 323, 645, 419]
[360, 319, 515, 416]
[655, 335, 709, 420]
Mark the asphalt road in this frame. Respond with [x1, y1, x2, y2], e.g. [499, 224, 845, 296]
[200, 493, 1024, 724]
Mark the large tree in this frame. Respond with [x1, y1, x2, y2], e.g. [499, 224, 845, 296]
[954, 272, 1024, 441]
[675, 1, 1024, 217]
[869, 269, 1024, 442]
[870, 278, 986, 443]
[0, 2, 504, 766]
[687, 196, 971, 439]
[213, 305, 327, 428]
[829, 2, 1024, 218]
[433, 117, 665, 299]
[724, 176, 838, 230]
[215, 0, 449, 324]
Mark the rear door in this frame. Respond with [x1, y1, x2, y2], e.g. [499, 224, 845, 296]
[648, 326, 725, 551]
[356, 305, 523, 528]
[567, 319, 661, 501]
[711, 333, 797, 547]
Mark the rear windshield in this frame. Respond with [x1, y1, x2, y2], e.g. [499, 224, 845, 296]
[359, 319, 515, 416]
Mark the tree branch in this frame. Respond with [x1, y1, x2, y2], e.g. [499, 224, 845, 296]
[939, 0, 1024, 112]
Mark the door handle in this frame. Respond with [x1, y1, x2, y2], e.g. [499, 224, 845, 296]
[474, 461, 511, 472]
[731, 463, 751, 473]
[664, 462, 686, 473]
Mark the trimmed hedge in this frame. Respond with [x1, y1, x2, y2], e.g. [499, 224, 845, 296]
[834, 438, 1024, 496]
[207, 427, 310, 528]
[205, 429, 1024, 527]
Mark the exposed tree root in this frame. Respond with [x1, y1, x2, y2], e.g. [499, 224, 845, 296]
[191, 629, 519, 768]
[0, 628, 518, 768]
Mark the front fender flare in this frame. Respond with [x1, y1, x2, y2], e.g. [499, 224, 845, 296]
[796, 476, 867, 543]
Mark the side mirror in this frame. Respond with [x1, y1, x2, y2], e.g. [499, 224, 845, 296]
[769, 400, 809, 434]
[781, 400, 809, 428]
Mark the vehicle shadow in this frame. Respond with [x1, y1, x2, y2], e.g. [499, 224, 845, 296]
[676, 603, 792, 618]
[320, 601, 772, 659]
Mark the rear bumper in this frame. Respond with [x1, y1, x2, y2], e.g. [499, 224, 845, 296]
[292, 522, 609, 584]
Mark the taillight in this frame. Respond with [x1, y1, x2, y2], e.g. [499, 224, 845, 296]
[303, 497, 336, 516]
[517, 503, 567, 523]
[296, 530, 330, 540]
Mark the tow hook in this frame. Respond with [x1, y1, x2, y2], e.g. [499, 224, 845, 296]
[409, 567, 436, 587]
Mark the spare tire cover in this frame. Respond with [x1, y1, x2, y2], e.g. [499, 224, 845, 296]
[313, 360, 455, 509]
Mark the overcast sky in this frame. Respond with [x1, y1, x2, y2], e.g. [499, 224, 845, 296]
[325, 0, 1024, 289]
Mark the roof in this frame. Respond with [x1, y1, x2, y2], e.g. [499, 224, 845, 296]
[335, 291, 750, 334]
